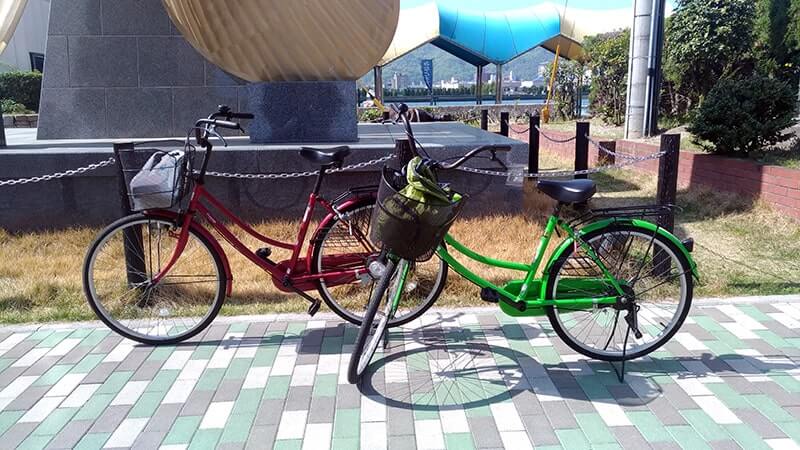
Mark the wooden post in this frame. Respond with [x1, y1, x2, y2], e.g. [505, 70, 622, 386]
[598, 140, 616, 166]
[114, 143, 147, 286]
[529, 113, 540, 176]
[574, 122, 590, 179]
[500, 112, 509, 137]
[480, 109, 488, 131]
[656, 134, 681, 232]
[382, 110, 390, 122]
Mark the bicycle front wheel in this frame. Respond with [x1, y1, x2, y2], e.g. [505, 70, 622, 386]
[348, 258, 409, 384]
[546, 224, 693, 361]
[83, 215, 226, 345]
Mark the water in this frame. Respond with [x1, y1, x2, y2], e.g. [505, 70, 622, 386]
[399, 96, 591, 115]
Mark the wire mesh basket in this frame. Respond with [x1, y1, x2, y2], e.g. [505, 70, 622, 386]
[370, 167, 465, 262]
[114, 140, 195, 212]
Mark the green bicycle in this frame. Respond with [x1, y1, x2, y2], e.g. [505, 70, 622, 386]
[347, 105, 698, 384]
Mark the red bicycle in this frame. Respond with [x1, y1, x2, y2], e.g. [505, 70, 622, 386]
[82, 106, 446, 345]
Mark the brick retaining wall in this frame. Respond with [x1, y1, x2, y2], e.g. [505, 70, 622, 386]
[509, 128, 800, 220]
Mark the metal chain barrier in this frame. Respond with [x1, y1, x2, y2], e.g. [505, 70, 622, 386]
[534, 125, 577, 144]
[585, 135, 644, 161]
[205, 154, 396, 180]
[501, 119, 530, 135]
[0, 157, 117, 187]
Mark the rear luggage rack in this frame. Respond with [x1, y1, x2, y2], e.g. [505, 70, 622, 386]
[569, 204, 678, 228]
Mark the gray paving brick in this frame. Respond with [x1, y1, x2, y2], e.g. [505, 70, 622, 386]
[295, 352, 319, 365]
[82, 362, 120, 384]
[611, 425, 652, 450]
[180, 390, 215, 416]
[387, 406, 415, 437]
[1, 422, 37, 449]
[217, 443, 245, 450]
[786, 405, 800, 420]
[308, 395, 336, 424]
[468, 416, 503, 449]
[245, 323, 270, 339]
[90, 405, 132, 433]
[23, 356, 62, 377]
[46, 420, 94, 449]
[511, 389, 544, 416]
[254, 399, 286, 426]
[521, 414, 559, 446]
[709, 440, 743, 450]
[245, 425, 278, 450]
[2, 339, 36, 359]
[660, 383, 698, 410]
[267, 322, 288, 332]
[388, 435, 417, 450]
[131, 431, 167, 450]
[608, 384, 649, 410]
[204, 325, 232, 342]
[724, 375, 762, 394]
[284, 386, 313, 411]
[755, 380, 800, 407]
[542, 400, 578, 429]
[131, 360, 164, 382]
[703, 308, 735, 323]
[117, 348, 152, 372]
[213, 379, 245, 402]
[647, 395, 687, 426]
[681, 323, 716, 341]
[335, 384, 362, 409]
[651, 442, 682, 450]
[4, 385, 50, 410]
[144, 404, 183, 432]
[91, 335, 122, 354]
[324, 324, 346, 338]
[765, 322, 799, 338]
[733, 409, 787, 439]
[0, 367, 28, 389]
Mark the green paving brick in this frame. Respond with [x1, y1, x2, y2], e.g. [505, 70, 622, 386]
[787, 338, 800, 349]
[36, 330, 72, 348]
[79, 330, 110, 348]
[680, 410, 728, 442]
[264, 376, 291, 399]
[333, 409, 360, 439]
[724, 424, 771, 450]
[0, 411, 25, 436]
[0, 358, 13, 372]
[228, 323, 248, 333]
[445, 432, 475, 449]
[706, 384, 751, 409]
[626, 411, 673, 443]
[709, 329, 747, 350]
[145, 369, 180, 393]
[464, 404, 492, 417]
[667, 425, 711, 450]
[737, 305, 771, 322]
[190, 345, 215, 360]
[28, 329, 55, 341]
[591, 445, 621, 450]
[285, 323, 306, 336]
[219, 414, 255, 444]
[320, 337, 343, 356]
[70, 354, 104, 374]
[555, 429, 591, 450]
[744, 394, 795, 423]
[331, 438, 359, 450]
[129, 391, 167, 418]
[164, 416, 202, 445]
[147, 346, 176, 361]
[253, 346, 279, 366]
[534, 346, 562, 364]
[74, 433, 110, 450]
[232, 389, 263, 415]
[188, 429, 222, 449]
[574, 413, 616, 445]
[17, 434, 52, 450]
[74, 393, 115, 421]
[777, 421, 800, 442]
[32, 407, 77, 436]
[694, 316, 725, 332]
[95, 371, 133, 395]
[576, 377, 612, 401]
[224, 359, 252, 380]
[68, 328, 93, 339]
[273, 439, 302, 450]
[34, 364, 74, 386]
[196, 368, 226, 391]
[313, 374, 338, 398]
[754, 330, 792, 349]
[770, 374, 800, 393]
[703, 340, 736, 356]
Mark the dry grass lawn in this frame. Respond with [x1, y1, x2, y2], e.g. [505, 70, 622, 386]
[1, 149, 799, 324]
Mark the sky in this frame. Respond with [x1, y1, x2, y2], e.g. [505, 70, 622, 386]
[402, 0, 677, 11]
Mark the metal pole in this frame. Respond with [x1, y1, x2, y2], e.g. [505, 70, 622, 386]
[495, 64, 503, 104]
[575, 122, 590, 180]
[476, 65, 484, 105]
[373, 66, 384, 104]
[644, 0, 667, 136]
[529, 113, 540, 176]
[114, 143, 147, 287]
[0, 116, 6, 148]
[480, 109, 488, 131]
[624, 0, 654, 139]
[500, 112, 509, 137]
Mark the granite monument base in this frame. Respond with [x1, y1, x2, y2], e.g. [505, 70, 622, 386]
[247, 81, 358, 144]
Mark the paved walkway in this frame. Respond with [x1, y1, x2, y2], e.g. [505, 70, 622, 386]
[1, 300, 800, 450]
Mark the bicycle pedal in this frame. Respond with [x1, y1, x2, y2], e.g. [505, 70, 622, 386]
[480, 288, 500, 303]
[307, 300, 322, 317]
[256, 247, 272, 260]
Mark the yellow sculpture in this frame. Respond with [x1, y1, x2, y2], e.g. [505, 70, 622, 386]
[162, 0, 401, 82]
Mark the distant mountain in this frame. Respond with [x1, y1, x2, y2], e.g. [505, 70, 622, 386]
[360, 44, 556, 87]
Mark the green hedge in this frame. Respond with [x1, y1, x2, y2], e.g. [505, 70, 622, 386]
[0, 71, 42, 113]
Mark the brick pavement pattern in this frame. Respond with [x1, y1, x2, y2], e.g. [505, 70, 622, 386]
[1, 302, 800, 449]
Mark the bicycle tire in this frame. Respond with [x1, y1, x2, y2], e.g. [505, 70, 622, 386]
[545, 223, 693, 361]
[83, 214, 227, 345]
[312, 196, 446, 327]
[347, 258, 399, 384]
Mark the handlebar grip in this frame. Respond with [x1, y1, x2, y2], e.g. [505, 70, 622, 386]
[230, 112, 254, 120]
[214, 120, 241, 130]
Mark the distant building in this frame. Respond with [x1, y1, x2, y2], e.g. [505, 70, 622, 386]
[391, 72, 408, 90]
[439, 77, 460, 90]
[0, 0, 49, 72]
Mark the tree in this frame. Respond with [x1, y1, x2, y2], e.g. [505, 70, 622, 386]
[584, 30, 630, 126]
[664, 0, 757, 113]
[755, 0, 800, 87]
[549, 59, 586, 121]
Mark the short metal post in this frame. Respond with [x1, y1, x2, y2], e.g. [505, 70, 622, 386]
[529, 113, 540, 176]
[0, 116, 6, 148]
[114, 143, 147, 286]
[500, 112, 509, 137]
[382, 110, 390, 122]
[574, 122, 590, 179]
[480, 109, 488, 131]
[656, 134, 680, 232]
[598, 141, 616, 166]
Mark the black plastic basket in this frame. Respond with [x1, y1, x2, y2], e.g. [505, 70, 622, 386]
[114, 140, 194, 212]
[370, 167, 465, 261]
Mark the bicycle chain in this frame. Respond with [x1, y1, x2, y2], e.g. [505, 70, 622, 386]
[0, 157, 117, 187]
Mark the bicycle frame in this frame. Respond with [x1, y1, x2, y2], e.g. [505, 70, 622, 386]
[436, 214, 624, 317]
[150, 182, 376, 295]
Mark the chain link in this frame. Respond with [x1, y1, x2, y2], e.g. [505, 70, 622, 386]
[205, 154, 396, 180]
[0, 157, 117, 187]
[584, 135, 647, 161]
[533, 125, 577, 144]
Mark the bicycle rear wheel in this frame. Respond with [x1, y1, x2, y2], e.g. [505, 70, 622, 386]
[546, 224, 693, 361]
[348, 258, 408, 384]
[83, 215, 226, 345]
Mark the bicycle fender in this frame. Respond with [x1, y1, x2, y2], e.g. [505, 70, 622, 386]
[143, 211, 234, 297]
[540, 218, 699, 300]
